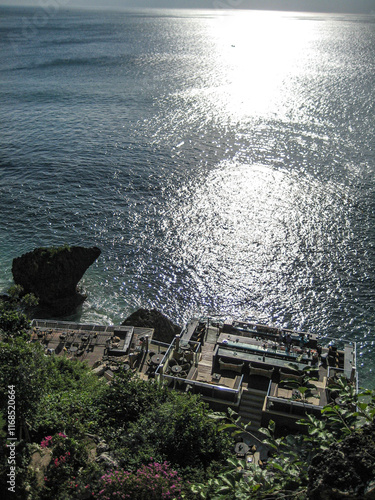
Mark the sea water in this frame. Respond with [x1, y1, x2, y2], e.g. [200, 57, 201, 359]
[0, 6, 374, 385]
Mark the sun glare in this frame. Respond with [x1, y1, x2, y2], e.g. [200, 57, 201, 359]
[207, 11, 316, 118]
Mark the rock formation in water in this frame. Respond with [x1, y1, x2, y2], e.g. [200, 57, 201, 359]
[12, 245, 101, 316]
[122, 308, 181, 344]
[307, 422, 375, 499]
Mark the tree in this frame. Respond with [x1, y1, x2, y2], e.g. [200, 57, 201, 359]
[96, 368, 170, 427]
[0, 301, 30, 339]
[191, 384, 375, 499]
[0, 339, 48, 440]
[0, 285, 39, 340]
[33, 356, 106, 438]
[127, 390, 232, 470]
[96, 369, 232, 476]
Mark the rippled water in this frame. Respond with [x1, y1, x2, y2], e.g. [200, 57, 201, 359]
[0, 7, 374, 385]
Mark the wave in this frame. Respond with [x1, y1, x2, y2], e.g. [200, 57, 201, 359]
[12, 54, 127, 71]
[9, 52, 179, 73]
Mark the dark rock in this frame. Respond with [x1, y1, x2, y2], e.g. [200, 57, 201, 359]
[308, 422, 375, 499]
[122, 308, 181, 344]
[12, 245, 101, 316]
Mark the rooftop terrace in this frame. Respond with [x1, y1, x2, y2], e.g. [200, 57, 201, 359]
[30, 317, 357, 432]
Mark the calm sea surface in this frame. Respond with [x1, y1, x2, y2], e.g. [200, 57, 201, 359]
[0, 7, 374, 385]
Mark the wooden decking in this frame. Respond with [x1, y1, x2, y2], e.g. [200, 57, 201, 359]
[195, 327, 216, 382]
[29, 319, 155, 368]
[194, 328, 240, 389]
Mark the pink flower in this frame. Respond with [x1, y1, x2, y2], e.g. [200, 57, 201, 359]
[41, 435, 53, 448]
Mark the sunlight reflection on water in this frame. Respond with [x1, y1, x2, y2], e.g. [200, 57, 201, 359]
[154, 161, 353, 330]
[205, 12, 315, 120]
[1, 8, 374, 385]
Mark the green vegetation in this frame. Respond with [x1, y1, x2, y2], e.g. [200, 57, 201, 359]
[95, 370, 231, 476]
[192, 380, 375, 499]
[40, 244, 72, 258]
[37, 244, 72, 267]
[0, 285, 39, 343]
[0, 303, 374, 499]
[0, 286, 37, 340]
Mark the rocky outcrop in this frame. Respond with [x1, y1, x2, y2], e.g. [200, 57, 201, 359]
[12, 245, 101, 316]
[308, 422, 375, 499]
[122, 308, 181, 344]
[95, 452, 119, 468]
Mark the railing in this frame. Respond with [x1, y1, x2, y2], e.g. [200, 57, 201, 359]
[264, 377, 323, 418]
[231, 321, 311, 341]
[354, 342, 358, 392]
[31, 319, 125, 333]
[266, 395, 323, 416]
[220, 340, 312, 364]
[327, 365, 357, 385]
[317, 336, 355, 348]
[155, 338, 200, 372]
[266, 379, 273, 398]
[160, 373, 244, 405]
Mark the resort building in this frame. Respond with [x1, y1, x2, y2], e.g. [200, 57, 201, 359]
[30, 317, 357, 432]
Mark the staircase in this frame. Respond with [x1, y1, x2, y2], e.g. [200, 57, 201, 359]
[238, 387, 267, 429]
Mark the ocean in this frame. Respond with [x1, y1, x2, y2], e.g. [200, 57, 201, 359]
[0, 6, 374, 386]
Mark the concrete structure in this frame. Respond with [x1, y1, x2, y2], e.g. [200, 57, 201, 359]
[155, 318, 357, 432]
[30, 317, 357, 433]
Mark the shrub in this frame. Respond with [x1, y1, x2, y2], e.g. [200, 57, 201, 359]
[95, 461, 185, 500]
[0, 301, 30, 338]
[40, 432, 89, 499]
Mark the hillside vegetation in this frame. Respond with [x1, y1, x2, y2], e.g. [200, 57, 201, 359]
[1, 300, 374, 499]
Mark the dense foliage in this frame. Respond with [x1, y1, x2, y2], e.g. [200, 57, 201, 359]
[192, 381, 375, 499]
[0, 304, 232, 499]
[0, 285, 38, 340]
[0, 293, 30, 340]
[96, 369, 230, 474]
[0, 304, 374, 499]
